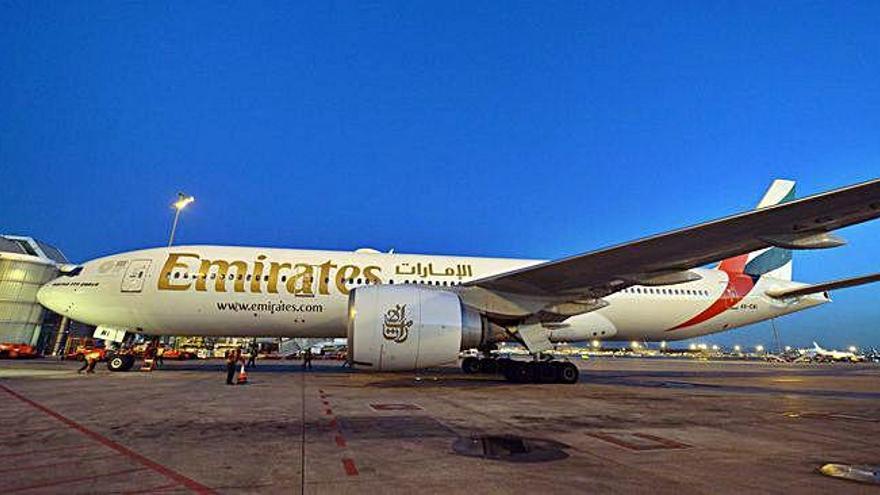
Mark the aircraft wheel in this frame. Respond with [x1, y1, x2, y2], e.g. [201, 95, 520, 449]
[557, 362, 580, 384]
[461, 357, 481, 374]
[496, 358, 513, 374]
[107, 354, 135, 372]
[504, 361, 535, 383]
[479, 358, 498, 374]
[536, 362, 558, 383]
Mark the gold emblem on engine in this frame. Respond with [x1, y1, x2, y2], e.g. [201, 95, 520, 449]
[382, 304, 413, 343]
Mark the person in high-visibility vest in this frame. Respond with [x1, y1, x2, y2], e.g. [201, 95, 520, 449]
[78, 349, 101, 374]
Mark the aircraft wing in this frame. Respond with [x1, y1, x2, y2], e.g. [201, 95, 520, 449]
[766, 273, 880, 299]
[468, 178, 880, 297]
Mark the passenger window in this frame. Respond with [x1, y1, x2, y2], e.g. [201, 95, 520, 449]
[281, 276, 287, 282]
[173, 272, 180, 279]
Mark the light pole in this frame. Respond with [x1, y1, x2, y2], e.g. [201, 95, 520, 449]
[168, 192, 195, 246]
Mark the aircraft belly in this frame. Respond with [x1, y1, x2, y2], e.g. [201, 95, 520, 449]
[599, 296, 712, 341]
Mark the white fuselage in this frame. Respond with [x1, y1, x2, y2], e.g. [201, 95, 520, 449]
[37, 245, 829, 343]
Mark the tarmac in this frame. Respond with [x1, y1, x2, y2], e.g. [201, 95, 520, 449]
[1, 356, 879, 494]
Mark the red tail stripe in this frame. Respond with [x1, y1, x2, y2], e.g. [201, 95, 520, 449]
[668, 273, 755, 330]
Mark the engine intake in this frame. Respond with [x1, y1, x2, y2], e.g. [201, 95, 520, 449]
[347, 285, 484, 371]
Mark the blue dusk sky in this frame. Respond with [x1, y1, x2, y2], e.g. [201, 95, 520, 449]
[1, 1, 878, 348]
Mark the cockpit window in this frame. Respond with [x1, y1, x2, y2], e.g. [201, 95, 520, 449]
[58, 266, 84, 277]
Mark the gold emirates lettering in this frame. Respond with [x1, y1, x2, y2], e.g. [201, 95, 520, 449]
[158, 253, 381, 295]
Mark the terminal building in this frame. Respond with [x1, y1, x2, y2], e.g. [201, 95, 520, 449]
[0, 235, 68, 350]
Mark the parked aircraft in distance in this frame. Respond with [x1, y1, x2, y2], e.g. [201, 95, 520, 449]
[802, 342, 865, 363]
[38, 178, 880, 383]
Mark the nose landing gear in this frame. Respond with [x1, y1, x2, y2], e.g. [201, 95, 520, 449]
[107, 352, 136, 372]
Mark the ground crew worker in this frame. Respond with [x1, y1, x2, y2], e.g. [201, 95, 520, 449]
[78, 349, 101, 374]
[225, 349, 238, 385]
[302, 348, 313, 370]
[156, 346, 165, 367]
[247, 341, 258, 368]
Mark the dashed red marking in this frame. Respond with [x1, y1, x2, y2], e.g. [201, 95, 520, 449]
[587, 431, 691, 451]
[335, 435, 347, 448]
[322, 400, 330, 405]
[342, 458, 359, 476]
[325, 408, 333, 415]
[0, 384, 218, 494]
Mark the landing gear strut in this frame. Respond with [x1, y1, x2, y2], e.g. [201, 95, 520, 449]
[461, 356, 579, 384]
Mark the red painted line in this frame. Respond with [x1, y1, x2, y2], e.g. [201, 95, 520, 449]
[0, 384, 217, 495]
[5, 467, 148, 493]
[0, 452, 119, 474]
[668, 272, 755, 330]
[335, 435, 347, 448]
[632, 433, 691, 449]
[0, 443, 95, 459]
[322, 400, 330, 406]
[325, 408, 333, 415]
[342, 458, 359, 476]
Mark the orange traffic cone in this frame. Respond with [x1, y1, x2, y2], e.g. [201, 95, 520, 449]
[237, 363, 248, 384]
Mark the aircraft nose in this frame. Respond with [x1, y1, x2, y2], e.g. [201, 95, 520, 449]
[37, 281, 68, 314]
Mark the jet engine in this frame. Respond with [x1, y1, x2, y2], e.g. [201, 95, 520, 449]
[347, 285, 485, 371]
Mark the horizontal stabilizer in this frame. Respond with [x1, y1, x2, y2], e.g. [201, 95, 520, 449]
[766, 273, 880, 299]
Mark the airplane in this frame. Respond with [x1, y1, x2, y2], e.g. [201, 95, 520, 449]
[800, 342, 865, 363]
[37, 178, 880, 383]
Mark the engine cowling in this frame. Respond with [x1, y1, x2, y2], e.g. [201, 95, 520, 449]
[347, 285, 484, 371]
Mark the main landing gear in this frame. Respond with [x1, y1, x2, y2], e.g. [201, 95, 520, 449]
[461, 356, 580, 384]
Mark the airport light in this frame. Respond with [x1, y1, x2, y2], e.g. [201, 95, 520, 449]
[784, 346, 792, 352]
[755, 345, 764, 353]
[591, 340, 600, 348]
[848, 346, 857, 353]
[688, 343, 697, 351]
[168, 192, 195, 247]
[660, 341, 667, 350]
[733, 345, 741, 352]
[630, 341, 640, 349]
[698, 343, 708, 351]
[711, 345, 719, 351]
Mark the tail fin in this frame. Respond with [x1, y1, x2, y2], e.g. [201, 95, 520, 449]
[718, 179, 795, 280]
